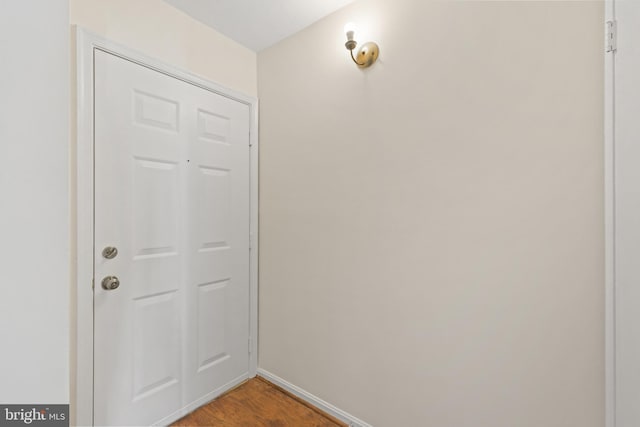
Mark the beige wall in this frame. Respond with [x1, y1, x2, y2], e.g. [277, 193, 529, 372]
[258, 1, 604, 426]
[70, 0, 257, 97]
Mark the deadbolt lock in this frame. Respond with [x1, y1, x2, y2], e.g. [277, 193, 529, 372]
[102, 246, 118, 259]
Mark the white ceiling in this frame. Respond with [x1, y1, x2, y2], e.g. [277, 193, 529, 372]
[163, 0, 356, 52]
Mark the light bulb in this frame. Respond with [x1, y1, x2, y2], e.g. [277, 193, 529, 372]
[344, 22, 357, 41]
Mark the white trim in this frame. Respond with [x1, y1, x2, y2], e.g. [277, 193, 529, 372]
[257, 369, 373, 427]
[74, 27, 95, 427]
[249, 101, 260, 376]
[74, 27, 259, 426]
[603, 0, 616, 427]
[604, 1, 616, 427]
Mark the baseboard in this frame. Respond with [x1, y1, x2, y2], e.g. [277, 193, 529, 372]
[257, 368, 373, 427]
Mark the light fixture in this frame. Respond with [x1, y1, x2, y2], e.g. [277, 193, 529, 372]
[344, 22, 379, 69]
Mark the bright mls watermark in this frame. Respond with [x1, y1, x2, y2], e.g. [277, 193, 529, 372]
[0, 405, 68, 427]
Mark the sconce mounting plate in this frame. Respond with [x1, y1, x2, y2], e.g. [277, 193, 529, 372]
[354, 41, 379, 68]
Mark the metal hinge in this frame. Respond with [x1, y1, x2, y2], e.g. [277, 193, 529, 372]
[606, 20, 617, 53]
[248, 337, 252, 354]
[248, 130, 252, 147]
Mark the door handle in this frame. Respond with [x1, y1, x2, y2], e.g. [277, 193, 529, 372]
[102, 276, 120, 290]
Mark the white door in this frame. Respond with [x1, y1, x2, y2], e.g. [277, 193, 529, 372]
[93, 49, 250, 426]
[614, 1, 640, 426]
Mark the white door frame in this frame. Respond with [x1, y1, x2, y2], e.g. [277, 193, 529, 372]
[73, 27, 259, 426]
[604, 1, 615, 427]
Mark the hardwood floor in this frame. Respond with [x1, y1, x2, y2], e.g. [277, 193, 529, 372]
[171, 377, 347, 427]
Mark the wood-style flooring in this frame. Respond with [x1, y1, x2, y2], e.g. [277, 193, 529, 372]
[171, 377, 347, 427]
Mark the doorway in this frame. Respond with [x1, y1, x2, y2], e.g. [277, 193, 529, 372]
[74, 30, 258, 426]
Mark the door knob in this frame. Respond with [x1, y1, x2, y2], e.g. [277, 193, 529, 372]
[102, 276, 120, 290]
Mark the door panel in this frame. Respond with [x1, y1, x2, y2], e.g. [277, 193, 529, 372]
[132, 291, 181, 401]
[184, 77, 250, 403]
[94, 49, 250, 426]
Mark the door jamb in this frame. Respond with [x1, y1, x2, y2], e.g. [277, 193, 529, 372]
[604, 1, 615, 426]
[73, 27, 259, 427]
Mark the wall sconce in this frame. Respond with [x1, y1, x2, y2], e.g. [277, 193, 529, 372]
[344, 23, 379, 68]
